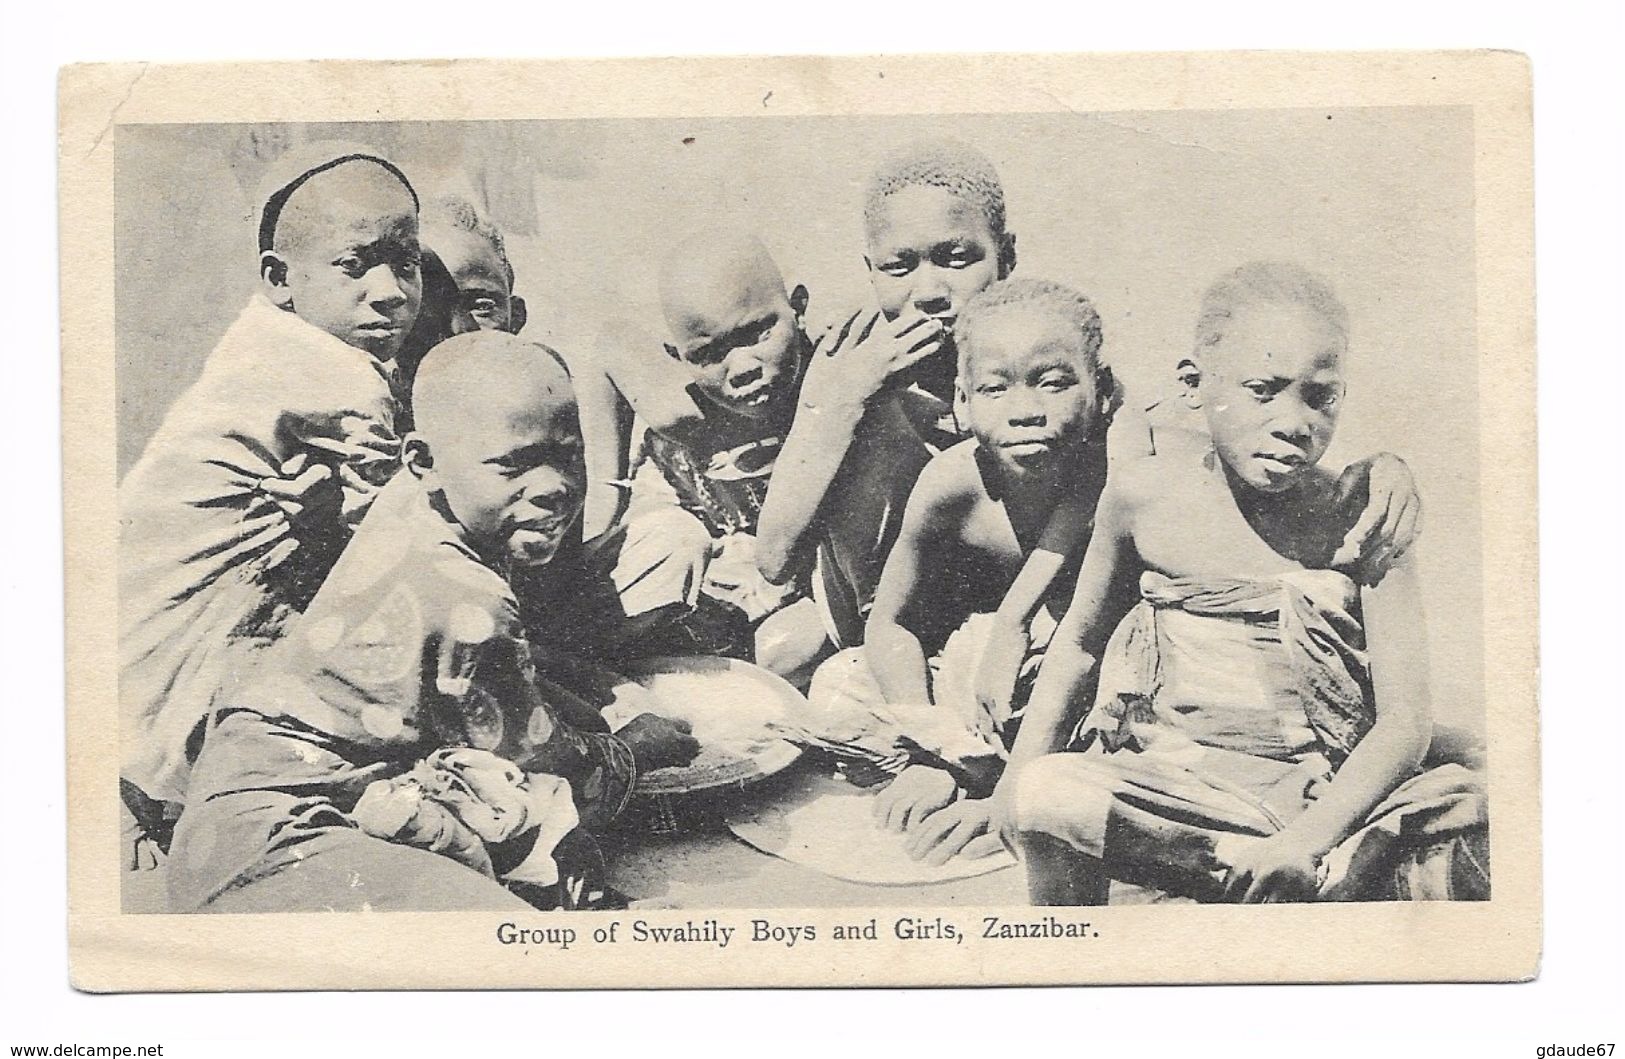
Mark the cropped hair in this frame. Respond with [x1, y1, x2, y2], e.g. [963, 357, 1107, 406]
[425, 194, 516, 291]
[1194, 261, 1348, 359]
[956, 277, 1105, 375]
[863, 139, 1007, 241]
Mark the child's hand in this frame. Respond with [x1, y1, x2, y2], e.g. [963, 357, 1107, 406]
[802, 310, 946, 412]
[873, 764, 958, 832]
[973, 620, 1030, 730]
[1218, 831, 1326, 903]
[254, 452, 341, 527]
[1332, 451, 1422, 585]
[903, 796, 1004, 866]
[615, 713, 701, 773]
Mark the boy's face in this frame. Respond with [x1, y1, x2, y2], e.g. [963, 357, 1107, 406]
[426, 223, 523, 333]
[960, 306, 1100, 479]
[1197, 302, 1347, 494]
[266, 163, 424, 359]
[423, 377, 587, 570]
[865, 185, 1010, 335]
[663, 263, 805, 422]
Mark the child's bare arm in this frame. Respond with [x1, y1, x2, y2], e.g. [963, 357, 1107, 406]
[606, 348, 711, 449]
[974, 490, 1095, 719]
[572, 358, 635, 540]
[863, 460, 965, 707]
[1005, 480, 1141, 771]
[755, 311, 944, 584]
[1331, 451, 1424, 584]
[997, 489, 1094, 629]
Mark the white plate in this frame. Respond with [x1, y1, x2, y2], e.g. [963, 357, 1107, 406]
[622, 656, 805, 796]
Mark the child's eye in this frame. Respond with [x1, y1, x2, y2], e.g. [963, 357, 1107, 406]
[977, 383, 1008, 397]
[877, 255, 917, 277]
[335, 255, 367, 277]
[1242, 380, 1276, 400]
[750, 320, 776, 345]
[1305, 383, 1344, 411]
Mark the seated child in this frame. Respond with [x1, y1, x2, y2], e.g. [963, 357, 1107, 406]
[999, 262, 1488, 904]
[422, 193, 528, 335]
[757, 140, 1007, 650]
[573, 228, 866, 682]
[165, 330, 699, 913]
[120, 142, 424, 811]
[806, 278, 1113, 866]
[416, 195, 714, 658]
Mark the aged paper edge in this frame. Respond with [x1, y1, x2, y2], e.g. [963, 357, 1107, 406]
[59, 50, 1539, 991]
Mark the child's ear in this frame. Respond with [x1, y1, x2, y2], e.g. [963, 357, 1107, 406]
[401, 433, 435, 484]
[953, 379, 971, 434]
[506, 296, 528, 335]
[789, 284, 809, 320]
[260, 251, 294, 310]
[998, 231, 1018, 279]
[1096, 365, 1122, 421]
[1176, 357, 1203, 410]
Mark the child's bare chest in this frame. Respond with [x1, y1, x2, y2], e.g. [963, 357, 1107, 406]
[954, 495, 1055, 584]
[1131, 475, 1344, 580]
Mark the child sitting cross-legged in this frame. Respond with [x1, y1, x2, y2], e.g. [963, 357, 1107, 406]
[994, 262, 1489, 904]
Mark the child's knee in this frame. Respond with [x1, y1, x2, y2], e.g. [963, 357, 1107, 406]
[806, 647, 872, 713]
[614, 506, 712, 611]
[753, 599, 830, 687]
[1010, 753, 1113, 850]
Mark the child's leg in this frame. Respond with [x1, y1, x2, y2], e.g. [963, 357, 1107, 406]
[1011, 750, 1279, 904]
[814, 408, 934, 647]
[754, 596, 833, 690]
[168, 712, 528, 913]
[170, 791, 531, 913]
[1019, 830, 1111, 906]
[584, 504, 712, 647]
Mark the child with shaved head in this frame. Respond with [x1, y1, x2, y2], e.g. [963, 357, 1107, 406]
[998, 263, 1488, 905]
[166, 331, 697, 913]
[571, 227, 853, 684]
[120, 143, 426, 824]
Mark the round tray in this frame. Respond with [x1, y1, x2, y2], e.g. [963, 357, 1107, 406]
[621, 655, 806, 797]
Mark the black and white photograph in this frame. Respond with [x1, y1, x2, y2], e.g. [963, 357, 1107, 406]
[57, 51, 1539, 991]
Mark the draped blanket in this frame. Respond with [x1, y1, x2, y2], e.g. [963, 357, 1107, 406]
[1019, 569, 1489, 902]
[119, 296, 400, 803]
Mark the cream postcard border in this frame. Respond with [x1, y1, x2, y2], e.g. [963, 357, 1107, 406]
[59, 51, 1538, 991]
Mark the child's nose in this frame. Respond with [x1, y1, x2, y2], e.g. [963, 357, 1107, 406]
[365, 264, 408, 307]
[910, 270, 953, 315]
[1270, 401, 1314, 444]
[525, 469, 577, 507]
[1006, 389, 1045, 424]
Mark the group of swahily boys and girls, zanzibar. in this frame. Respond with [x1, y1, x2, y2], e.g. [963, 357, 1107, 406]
[116, 134, 1490, 915]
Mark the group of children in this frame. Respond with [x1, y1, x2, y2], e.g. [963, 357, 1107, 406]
[118, 133, 1486, 912]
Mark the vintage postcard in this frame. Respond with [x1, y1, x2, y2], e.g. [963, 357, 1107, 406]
[61, 51, 1538, 991]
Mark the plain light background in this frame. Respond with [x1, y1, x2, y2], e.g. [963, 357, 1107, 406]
[8, 1, 1622, 1056]
[118, 107, 1482, 718]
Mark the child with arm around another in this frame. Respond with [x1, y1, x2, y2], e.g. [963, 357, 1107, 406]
[994, 262, 1488, 904]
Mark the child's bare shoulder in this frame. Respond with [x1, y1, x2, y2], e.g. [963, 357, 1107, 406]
[1104, 451, 1189, 510]
[913, 439, 991, 516]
